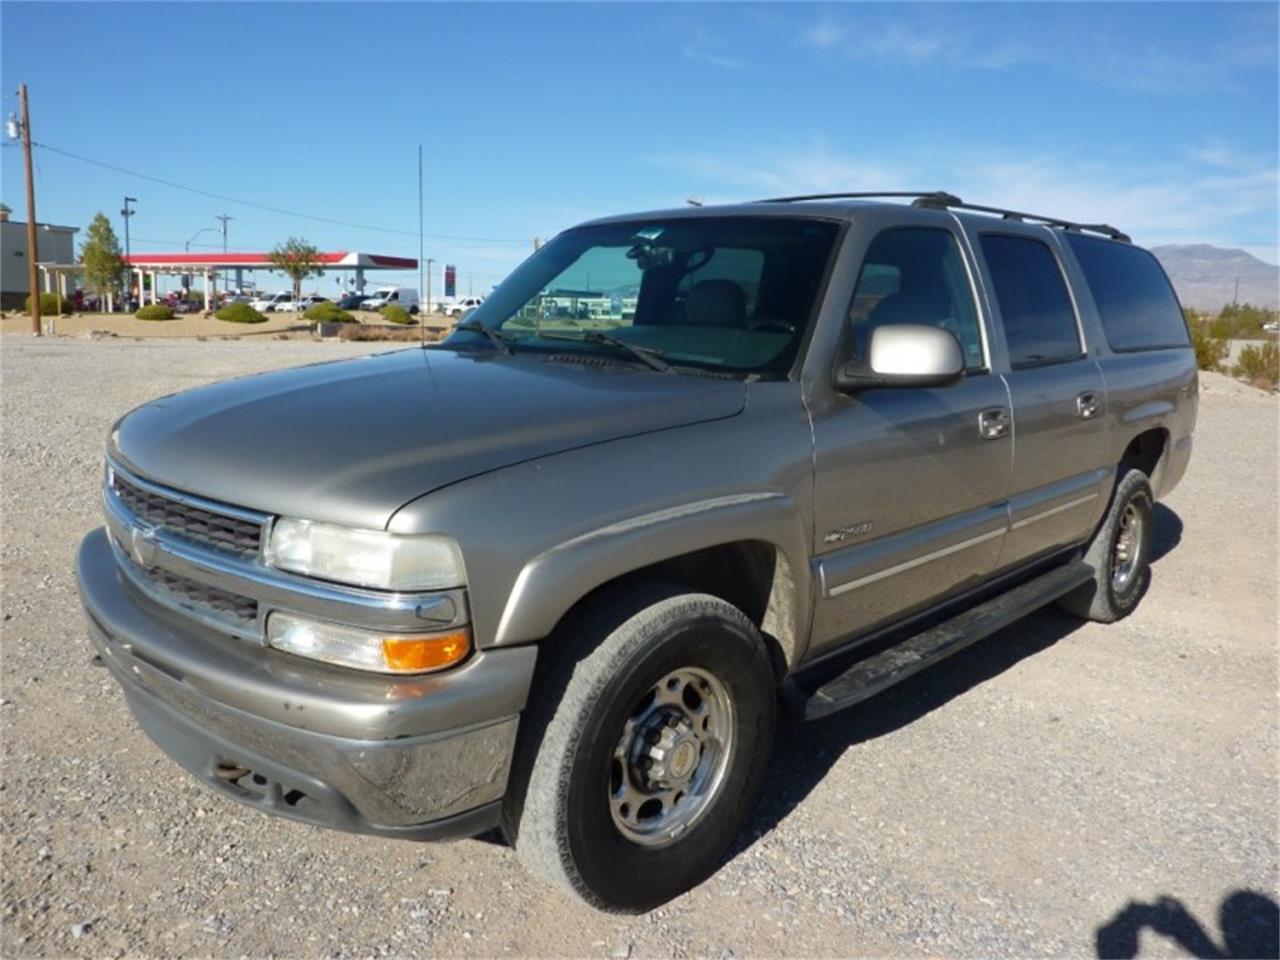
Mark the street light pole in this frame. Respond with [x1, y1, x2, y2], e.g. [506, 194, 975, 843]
[121, 197, 137, 309]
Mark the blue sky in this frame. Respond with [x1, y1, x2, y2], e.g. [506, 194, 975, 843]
[2, 1, 1276, 296]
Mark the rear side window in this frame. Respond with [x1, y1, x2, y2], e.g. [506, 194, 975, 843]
[1065, 234, 1189, 351]
[980, 234, 1082, 369]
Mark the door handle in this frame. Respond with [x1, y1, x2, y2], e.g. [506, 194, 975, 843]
[1076, 392, 1100, 420]
[978, 407, 1010, 440]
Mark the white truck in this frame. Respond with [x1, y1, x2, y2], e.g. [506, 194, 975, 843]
[442, 295, 485, 318]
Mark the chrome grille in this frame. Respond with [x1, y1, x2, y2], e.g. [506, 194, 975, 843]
[111, 472, 263, 556]
[121, 551, 260, 627]
[146, 567, 259, 625]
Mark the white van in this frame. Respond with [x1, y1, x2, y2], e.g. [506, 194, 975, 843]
[359, 287, 420, 314]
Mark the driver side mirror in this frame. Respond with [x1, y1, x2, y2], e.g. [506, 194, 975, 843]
[834, 324, 965, 392]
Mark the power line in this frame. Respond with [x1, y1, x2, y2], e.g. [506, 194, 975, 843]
[32, 141, 532, 246]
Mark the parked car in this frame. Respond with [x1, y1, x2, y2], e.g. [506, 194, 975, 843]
[77, 192, 1196, 912]
[443, 295, 484, 317]
[250, 291, 292, 313]
[360, 286, 420, 314]
[294, 295, 329, 311]
[336, 292, 367, 310]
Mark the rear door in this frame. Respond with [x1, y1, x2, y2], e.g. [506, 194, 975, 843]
[965, 227, 1111, 571]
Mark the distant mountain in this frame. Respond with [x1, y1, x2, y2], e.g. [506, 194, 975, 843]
[1150, 244, 1278, 311]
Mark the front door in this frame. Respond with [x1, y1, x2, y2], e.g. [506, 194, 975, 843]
[809, 225, 1012, 654]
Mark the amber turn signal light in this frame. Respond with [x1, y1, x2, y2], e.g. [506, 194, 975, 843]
[382, 628, 471, 673]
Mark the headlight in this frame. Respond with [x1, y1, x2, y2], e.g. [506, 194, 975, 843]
[266, 518, 465, 591]
[267, 612, 470, 674]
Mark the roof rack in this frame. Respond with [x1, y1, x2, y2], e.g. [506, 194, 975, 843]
[757, 190, 1130, 243]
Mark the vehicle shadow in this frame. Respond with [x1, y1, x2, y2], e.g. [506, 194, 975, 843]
[733, 502, 1185, 857]
[1094, 890, 1279, 959]
[1149, 502, 1183, 563]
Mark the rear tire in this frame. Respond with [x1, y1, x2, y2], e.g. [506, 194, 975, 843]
[502, 585, 776, 913]
[1057, 468, 1154, 623]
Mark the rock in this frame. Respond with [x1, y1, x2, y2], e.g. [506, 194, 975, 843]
[611, 942, 633, 959]
[71, 922, 91, 938]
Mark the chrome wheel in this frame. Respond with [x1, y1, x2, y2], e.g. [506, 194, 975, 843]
[1111, 502, 1143, 591]
[608, 666, 735, 847]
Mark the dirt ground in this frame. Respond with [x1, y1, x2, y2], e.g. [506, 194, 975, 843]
[1, 338, 1276, 958]
[0, 310, 453, 340]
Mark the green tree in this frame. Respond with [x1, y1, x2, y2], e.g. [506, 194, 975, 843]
[267, 237, 323, 308]
[79, 212, 124, 301]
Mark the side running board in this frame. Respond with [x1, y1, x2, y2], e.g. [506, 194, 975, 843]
[796, 561, 1093, 721]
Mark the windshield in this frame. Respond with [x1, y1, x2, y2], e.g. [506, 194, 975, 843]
[448, 216, 840, 375]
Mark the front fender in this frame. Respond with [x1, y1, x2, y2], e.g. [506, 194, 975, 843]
[493, 491, 812, 662]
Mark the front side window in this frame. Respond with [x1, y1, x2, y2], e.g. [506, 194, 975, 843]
[849, 227, 985, 370]
[980, 234, 1082, 369]
[1065, 234, 1189, 352]
[451, 217, 841, 376]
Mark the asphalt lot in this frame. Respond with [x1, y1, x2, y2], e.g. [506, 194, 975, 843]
[1, 337, 1276, 958]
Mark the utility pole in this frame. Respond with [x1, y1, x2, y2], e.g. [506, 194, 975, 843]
[121, 196, 136, 310]
[216, 213, 232, 252]
[18, 84, 40, 335]
[1233, 277, 1240, 305]
[215, 214, 233, 293]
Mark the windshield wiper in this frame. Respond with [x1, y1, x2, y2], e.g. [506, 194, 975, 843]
[453, 319, 516, 356]
[537, 330, 671, 373]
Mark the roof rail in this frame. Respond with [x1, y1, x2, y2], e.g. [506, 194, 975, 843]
[758, 190, 1130, 243]
[758, 190, 963, 206]
[920, 198, 1131, 243]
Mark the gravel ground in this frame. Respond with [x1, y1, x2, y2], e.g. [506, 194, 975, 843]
[2, 337, 1276, 958]
[0, 311, 453, 340]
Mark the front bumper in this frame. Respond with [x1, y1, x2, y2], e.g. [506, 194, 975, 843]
[77, 528, 537, 840]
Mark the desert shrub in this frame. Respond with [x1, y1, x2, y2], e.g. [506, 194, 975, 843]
[336, 325, 435, 342]
[305, 301, 355, 323]
[215, 302, 267, 324]
[25, 292, 74, 316]
[1214, 302, 1276, 340]
[381, 304, 412, 325]
[1187, 315, 1228, 371]
[1232, 341, 1279, 391]
[135, 304, 175, 320]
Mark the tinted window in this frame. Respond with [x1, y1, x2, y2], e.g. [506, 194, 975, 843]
[1065, 234, 1189, 351]
[850, 228, 984, 369]
[981, 235, 1082, 368]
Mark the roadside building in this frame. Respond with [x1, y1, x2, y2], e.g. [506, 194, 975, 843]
[0, 206, 79, 309]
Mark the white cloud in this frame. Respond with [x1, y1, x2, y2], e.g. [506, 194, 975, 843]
[801, 19, 846, 50]
[795, 9, 1277, 93]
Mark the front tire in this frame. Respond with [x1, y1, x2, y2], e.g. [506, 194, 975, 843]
[1057, 468, 1154, 622]
[502, 586, 776, 912]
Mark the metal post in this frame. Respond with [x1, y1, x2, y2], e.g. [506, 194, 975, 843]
[216, 214, 232, 292]
[18, 84, 40, 335]
[426, 258, 435, 318]
[418, 144, 425, 346]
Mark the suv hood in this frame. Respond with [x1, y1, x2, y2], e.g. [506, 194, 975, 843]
[111, 347, 747, 530]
